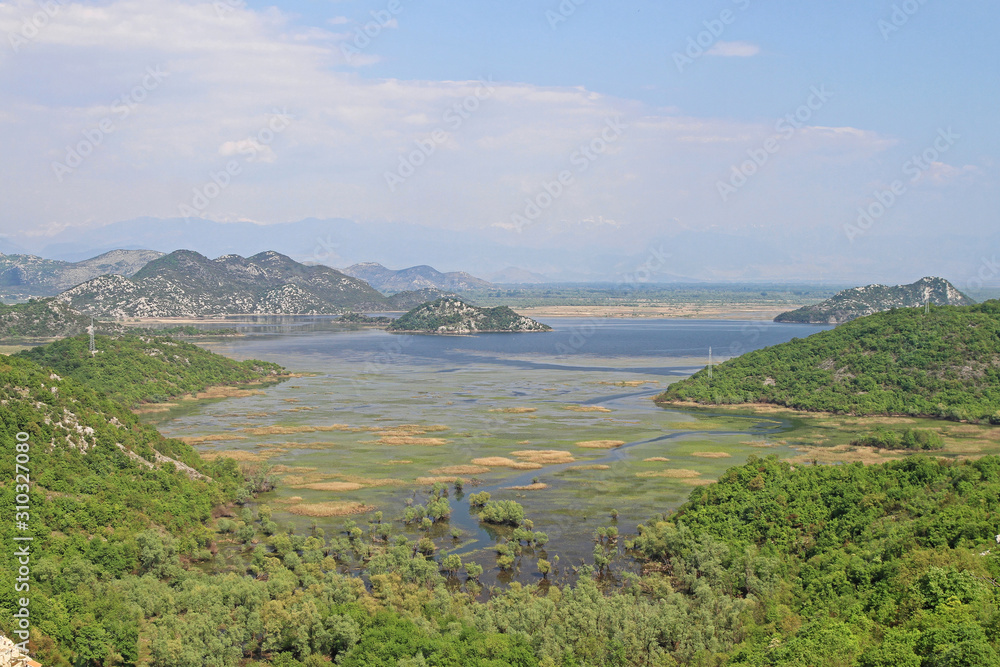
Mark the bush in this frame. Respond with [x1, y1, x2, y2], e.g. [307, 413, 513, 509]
[478, 500, 525, 526]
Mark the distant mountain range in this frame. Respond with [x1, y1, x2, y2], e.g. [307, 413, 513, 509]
[4, 215, 1000, 286]
[57, 250, 450, 317]
[342, 262, 493, 293]
[774, 277, 974, 324]
[485, 267, 552, 284]
[0, 249, 164, 300]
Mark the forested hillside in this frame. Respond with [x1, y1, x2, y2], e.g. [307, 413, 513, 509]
[0, 353, 251, 665]
[658, 301, 1000, 422]
[16, 334, 285, 407]
[4, 326, 1000, 665]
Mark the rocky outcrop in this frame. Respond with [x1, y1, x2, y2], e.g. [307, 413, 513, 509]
[387, 297, 551, 334]
[774, 277, 974, 324]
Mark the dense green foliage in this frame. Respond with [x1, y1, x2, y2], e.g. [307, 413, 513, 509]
[478, 500, 526, 526]
[16, 334, 284, 407]
[131, 325, 241, 337]
[852, 427, 944, 450]
[388, 298, 551, 333]
[659, 301, 1000, 422]
[7, 323, 1000, 665]
[0, 353, 249, 664]
[632, 455, 1000, 665]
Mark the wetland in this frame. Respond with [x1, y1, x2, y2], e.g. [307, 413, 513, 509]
[146, 316, 1000, 586]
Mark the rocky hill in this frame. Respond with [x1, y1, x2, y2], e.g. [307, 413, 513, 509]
[774, 276, 973, 324]
[0, 248, 163, 300]
[388, 297, 552, 334]
[343, 262, 492, 293]
[0, 298, 105, 340]
[658, 300, 1000, 422]
[56, 250, 436, 317]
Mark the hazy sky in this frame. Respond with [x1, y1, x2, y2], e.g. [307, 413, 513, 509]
[0, 0, 996, 282]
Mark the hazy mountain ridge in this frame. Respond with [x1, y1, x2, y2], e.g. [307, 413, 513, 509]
[774, 277, 974, 324]
[388, 297, 551, 334]
[57, 250, 439, 317]
[0, 248, 164, 300]
[342, 262, 493, 293]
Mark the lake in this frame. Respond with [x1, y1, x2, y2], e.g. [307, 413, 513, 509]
[154, 317, 828, 584]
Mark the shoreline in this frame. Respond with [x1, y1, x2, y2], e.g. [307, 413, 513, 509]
[109, 310, 802, 324]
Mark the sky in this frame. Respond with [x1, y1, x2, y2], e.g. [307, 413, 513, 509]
[0, 0, 997, 284]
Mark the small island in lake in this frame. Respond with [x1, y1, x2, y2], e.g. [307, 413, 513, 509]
[387, 297, 552, 334]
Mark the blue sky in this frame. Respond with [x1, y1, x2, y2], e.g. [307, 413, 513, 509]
[0, 0, 996, 283]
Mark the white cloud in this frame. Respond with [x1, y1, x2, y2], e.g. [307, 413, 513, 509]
[706, 41, 760, 58]
[219, 139, 277, 163]
[0, 0, 901, 251]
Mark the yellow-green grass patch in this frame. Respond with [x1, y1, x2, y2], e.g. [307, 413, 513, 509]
[576, 440, 626, 449]
[471, 457, 543, 470]
[636, 469, 702, 479]
[287, 501, 373, 517]
[511, 450, 576, 465]
[430, 465, 491, 475]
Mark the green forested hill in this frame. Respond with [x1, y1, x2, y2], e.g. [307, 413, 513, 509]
[658, 301, 1000, 422]
[16, 334, 285, 407]
[633, 455, 1000, 666]
[0, 353, 249, 664]
[4, 335, 1000, 664]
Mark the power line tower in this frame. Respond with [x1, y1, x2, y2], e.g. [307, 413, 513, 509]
[88, 319, 96, 355]
[708, 346, 713, 380]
